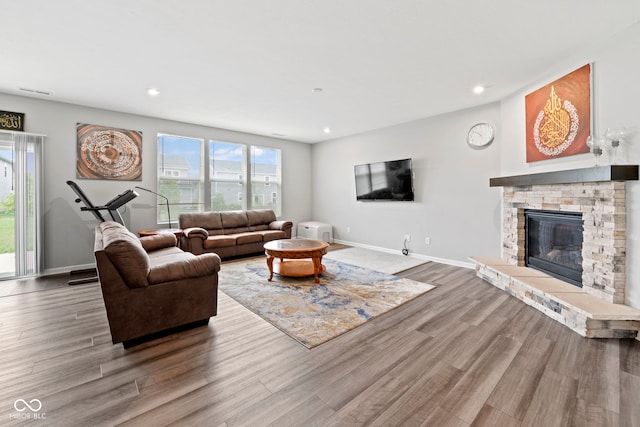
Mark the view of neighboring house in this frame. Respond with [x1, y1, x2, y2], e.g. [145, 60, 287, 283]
[211, 159, 279, 210]
[158, 154, 280, 217]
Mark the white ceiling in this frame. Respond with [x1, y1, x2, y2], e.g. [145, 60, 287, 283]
[2, 1, 640, 143]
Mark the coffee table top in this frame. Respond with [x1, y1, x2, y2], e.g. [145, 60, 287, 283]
[264, 238, 328, 252]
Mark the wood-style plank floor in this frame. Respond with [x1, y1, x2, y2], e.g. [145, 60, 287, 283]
[0, 251, 639, 426]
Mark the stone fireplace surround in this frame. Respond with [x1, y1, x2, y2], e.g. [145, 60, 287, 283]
[504, 180, 625, 303]
[471, 165, 640, 338]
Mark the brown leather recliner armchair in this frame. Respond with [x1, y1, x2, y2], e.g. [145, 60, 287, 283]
[94, 221, 221, 347]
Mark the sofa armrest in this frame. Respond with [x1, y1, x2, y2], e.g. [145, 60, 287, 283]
[140, 233, 177, 251]
[180, 227, 208, 255]
[183, 227, 209, 240]
[270, 220, 293, 238]
[148, 253, 221, 285]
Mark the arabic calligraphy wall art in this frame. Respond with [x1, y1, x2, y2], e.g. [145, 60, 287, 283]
[0, 110, 25, 131]
[76, 123, 142, 180]
[525, 64, 591, 163]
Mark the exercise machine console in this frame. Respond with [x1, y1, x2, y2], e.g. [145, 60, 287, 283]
[67, 180, 138, 226]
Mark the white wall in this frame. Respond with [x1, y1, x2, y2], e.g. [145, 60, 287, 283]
[311, 102, 503, 265]
[0, 93, 313, 273]
[500, 22, 640, 308]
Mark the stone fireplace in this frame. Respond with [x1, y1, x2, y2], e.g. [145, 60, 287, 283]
[502, 180, 626, 303]
[471, 165, 640, 338]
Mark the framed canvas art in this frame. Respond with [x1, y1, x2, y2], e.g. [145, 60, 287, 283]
[0, 110, 25, 131]
[525, 64, 592, 163]
[76, 123, 143, 180]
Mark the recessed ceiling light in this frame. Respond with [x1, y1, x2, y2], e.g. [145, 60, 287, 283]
[147, 88, 160, 97]
[323, 127, 332, 134]
[472, 85, 485, 95]
[312, 88, 324, 93]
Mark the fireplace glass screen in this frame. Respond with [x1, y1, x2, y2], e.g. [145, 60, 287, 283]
[525, 210, 583, 287]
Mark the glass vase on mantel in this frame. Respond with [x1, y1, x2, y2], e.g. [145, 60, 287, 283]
[604, 127, 628, 165]
[586, 135, 605, 167]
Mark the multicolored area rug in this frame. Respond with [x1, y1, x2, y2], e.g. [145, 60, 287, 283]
[218, 257, 435, 348]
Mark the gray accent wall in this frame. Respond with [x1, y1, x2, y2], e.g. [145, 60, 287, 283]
[311, 103, 503, 265]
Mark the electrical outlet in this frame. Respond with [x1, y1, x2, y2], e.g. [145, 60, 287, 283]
[425, 237, 431, 245]
[404, 234, 411, 242]
[346, 226, 351, 233]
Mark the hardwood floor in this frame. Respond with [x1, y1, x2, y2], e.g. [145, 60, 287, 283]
[1, 255, 639, 426]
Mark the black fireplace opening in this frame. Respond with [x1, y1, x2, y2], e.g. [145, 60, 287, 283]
[525, 209, 583, 287]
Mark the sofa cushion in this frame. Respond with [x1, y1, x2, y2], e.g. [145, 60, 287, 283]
[206, 228, 226, 236]
[180, 212, 223, 230]
[101, 224, 150, 289]
[223, 226, 251, 234]
[148, 246, 185, 260]
[234, 232, 263, 245]
[140, 233, 177, 251]
[247, 209, 277, 227]
[261, 230, 287, 242]
[204, 235, 237, 249]
[220, 211, 249, 229]
[148, 251, 195, 268]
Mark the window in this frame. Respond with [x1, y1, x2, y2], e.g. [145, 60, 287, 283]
[250, 145, 281, 212]
[210, 141, 245, 212]
[157, 134, 281, 225]
[157, 134, 204, 224]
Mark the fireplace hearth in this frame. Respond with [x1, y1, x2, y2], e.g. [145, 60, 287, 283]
[525, 209, 583, 287]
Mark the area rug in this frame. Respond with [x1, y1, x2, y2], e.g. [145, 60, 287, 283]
[218, 257, 435, 348]
[324, 246, 429, 274]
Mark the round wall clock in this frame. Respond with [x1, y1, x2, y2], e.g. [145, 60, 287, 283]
[467, 122, 495, 147]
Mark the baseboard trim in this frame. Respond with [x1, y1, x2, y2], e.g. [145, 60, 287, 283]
[41, 243, 477, 277]
[332, 239, 475, 269]
[42, 263, 96, 277]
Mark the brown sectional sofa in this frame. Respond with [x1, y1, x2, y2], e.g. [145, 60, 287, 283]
[179, 209, 292, 259]
[94, 221, 221, 347]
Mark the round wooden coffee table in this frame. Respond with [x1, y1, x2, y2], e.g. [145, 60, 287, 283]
[264, 239, 329, 283]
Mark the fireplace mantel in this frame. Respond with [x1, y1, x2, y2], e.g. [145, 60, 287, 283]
[490, 165, 638, 187]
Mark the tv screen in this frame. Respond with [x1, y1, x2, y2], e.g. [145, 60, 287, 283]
[354, 158, 415, 201]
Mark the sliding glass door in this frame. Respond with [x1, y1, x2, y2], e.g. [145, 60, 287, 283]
[0, 131, 43, 279]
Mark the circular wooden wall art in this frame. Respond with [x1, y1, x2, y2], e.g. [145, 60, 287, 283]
[76, 123, 143, 180]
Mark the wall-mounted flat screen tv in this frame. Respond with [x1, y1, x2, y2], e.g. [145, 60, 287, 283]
[354, 158, 415, 201]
